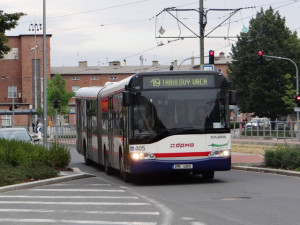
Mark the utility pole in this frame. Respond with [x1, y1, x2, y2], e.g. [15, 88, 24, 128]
[43, 0, 47, 148]
[199, 0, 204, 65]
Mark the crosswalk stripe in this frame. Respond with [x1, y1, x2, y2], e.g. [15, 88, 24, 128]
[0, 195, 138, 199]
[29, 189, 125, 192]
[0, 219, 157, 224]
[0, 208, 160, 215]
[0, 201, 150, 205]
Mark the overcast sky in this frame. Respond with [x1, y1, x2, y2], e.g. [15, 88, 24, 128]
[2, 0, 300, 67]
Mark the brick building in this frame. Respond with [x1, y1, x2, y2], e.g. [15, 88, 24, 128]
[0, 34, 51, 129]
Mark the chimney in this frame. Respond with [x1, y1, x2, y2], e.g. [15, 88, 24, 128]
[173, 60, 178, 67]
[109, 61, 121, 67]
[219, 52, 225, 59]
[191, 56, 194, 66]
[79, 61, 87, 67]
[152, 60, 159, 66]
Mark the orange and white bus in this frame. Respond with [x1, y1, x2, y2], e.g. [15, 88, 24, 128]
[75, 71, 236, 181]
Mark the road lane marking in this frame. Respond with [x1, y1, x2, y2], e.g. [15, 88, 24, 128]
[0, 195, 138, 199]
[28, 189, 125, 192]
[0, 201, 150, 205]
[0, 219, 157, 224]
[0, 208, 160, 215]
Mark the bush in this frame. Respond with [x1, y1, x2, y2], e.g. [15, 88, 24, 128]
[0, 164, 58, 186]
[0, 139, 70, 187]
[48, 142, 71, 168]
[264, 144, 300, 170]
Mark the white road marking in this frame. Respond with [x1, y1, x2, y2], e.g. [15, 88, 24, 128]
[0, 208, 160, 215]
[29, 188, 125, 192]
[0, 195, 138, 199]
[0, 219, 157, 224]
[0, 201, 150, 205]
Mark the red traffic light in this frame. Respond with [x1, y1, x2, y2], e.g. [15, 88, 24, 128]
[258, 50, 263, 56]
[295, 96, 300, 106]
[9, 105, 12, 111]
[209, 50, 215, 64]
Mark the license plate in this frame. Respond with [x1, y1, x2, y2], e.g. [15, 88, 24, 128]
[172, 164, 193, 169]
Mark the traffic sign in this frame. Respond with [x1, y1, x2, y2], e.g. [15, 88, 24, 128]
[294, 107, 300, 112]
[201, 64, 214, 71]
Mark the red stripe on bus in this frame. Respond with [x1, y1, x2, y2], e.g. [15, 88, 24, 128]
[154, 152, 210, 158]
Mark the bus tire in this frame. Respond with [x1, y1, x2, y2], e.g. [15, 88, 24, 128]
[104, 149, 113, 175]
[119, 154, 133, 182]
[202, 171, 214, 180]
[83, 142, 91, 166]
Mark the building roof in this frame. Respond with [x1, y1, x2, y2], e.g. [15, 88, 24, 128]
[51, 64, 196, 75]
[51, 54, 232, 76]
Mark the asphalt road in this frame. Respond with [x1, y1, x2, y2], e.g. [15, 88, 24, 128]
[70, 147, 300, 225]
[0, 147, 299, 225]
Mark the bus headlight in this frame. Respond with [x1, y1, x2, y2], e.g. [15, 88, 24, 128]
[208, 150, 230, 157]
[131, 152, 156, 160]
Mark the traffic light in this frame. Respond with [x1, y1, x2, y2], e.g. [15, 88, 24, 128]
[257, 50, 263, 64]
[52, 99, 60, 108]
[295, 96, 300, 107]
[209, 50, 215, 64]
[52, 100, 60, 108]
[8, 105, 12, 111]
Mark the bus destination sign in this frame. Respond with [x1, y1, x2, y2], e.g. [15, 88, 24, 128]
[143, 75, 214, 89]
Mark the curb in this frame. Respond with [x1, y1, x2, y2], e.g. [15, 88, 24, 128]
[232, 165, 300, 177]
[0, 168, 95, 193]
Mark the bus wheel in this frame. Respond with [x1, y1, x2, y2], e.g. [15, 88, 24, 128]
[83, 143, 91, 166]
[202, 171, 214, 180]
[104, 152, 113, 175]
[119, 155, 133, 182]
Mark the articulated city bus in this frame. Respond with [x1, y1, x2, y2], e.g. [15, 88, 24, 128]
[76, 71, 236, 181]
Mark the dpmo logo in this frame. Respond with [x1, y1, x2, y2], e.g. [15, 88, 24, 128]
[170, 143, 194, 148]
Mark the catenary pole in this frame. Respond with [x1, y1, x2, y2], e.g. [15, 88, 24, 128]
[199, 0, 204, 65]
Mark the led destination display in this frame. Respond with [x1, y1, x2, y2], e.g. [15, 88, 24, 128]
[143, 75, 215, 89]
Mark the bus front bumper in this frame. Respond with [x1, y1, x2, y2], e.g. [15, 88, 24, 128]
[128, 157, 231, 175]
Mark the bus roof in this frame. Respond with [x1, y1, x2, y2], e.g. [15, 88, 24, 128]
[100, 70, 226, 98]
[75, 86, 104, 99]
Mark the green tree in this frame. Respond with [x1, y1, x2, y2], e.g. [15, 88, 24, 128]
[46, 74, 74, 117]
[0, 10, 25, 58]
[228, 7, 300, 121]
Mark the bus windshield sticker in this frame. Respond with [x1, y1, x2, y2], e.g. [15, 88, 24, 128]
[143, 75, 214, 89]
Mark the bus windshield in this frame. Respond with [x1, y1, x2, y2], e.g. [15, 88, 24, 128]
[130, 88, 229, 142]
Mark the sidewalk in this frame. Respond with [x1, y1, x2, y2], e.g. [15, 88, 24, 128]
[232, 137, 300, 146]
[231, 137, 300, 177]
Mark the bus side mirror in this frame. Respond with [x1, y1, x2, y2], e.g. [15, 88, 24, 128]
[122, 91, 132, 106]
[229, 90, 237, 105]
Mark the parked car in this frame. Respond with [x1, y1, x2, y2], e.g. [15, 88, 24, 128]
[0, 128, 39, 143]
[259, 118, 271, 129]
[246, 118, 270, 130]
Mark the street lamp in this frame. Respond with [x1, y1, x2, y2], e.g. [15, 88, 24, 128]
[29, 23, 42, 123]
[265, 55, 299, 138]
[1, 76, 15, 127]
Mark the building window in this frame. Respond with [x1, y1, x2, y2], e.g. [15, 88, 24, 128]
[1, 115, 11, 127]
[91, 77, 99, 80]
[72, 77, 80, 80]
[8, 86, 17, 98]
[110, 76, 118, 80]
[72, 86, 80, 93]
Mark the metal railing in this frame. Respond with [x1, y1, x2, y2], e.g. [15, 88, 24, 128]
[35, 121, 300, 145]
[231, 121, 299, 140]
[47, 125, 76, 144]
